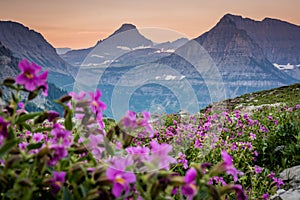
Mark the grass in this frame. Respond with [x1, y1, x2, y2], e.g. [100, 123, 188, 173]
[204, 83, 300, 112]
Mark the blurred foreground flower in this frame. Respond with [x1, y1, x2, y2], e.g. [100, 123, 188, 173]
[106, 157, 136, 198]
[15, 59, 48, 95]
[50, 171, 66, 194]
[221, 150, 244, 182]
[0, 116, 9, 139]
[181, 167, 197, 200]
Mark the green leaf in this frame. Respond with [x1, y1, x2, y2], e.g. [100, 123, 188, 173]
[15, 112, 41, 124]
[28, 90, 39, 101]
[80, 184, 88, 198]
[20, 122, 32, 132]
[58, 95, 72, 103]
[11, 91, 18, 103]
[63, 186, 72, 200]
[104, 137, 114, 156]
[2, 78, 15, 85]
[0, 139, 20, 158]
[34, 112, 49, 124]
[5, 126, 14, 141]
[27, 142, 43, 151]
[65, 110, 73, 130]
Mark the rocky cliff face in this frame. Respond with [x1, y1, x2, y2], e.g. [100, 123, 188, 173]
[225, 14, 300, 65]
[194, 14, 294, 85]
[222, 14, 300, 80]
[0, 41, 19, 81]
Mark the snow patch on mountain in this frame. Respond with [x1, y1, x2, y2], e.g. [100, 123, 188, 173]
[117, 46, 131, 51]
[273, 63, 300, 70]
[155, 49, 175, 53]
[91, 54, 104, 58]
[155, 75, 185, 80]
[133, 45, 152, 50]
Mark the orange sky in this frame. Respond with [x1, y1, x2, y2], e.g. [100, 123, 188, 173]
[1, 0, 299, 49]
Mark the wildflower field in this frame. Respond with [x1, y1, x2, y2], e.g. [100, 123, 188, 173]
[0, 59, 299, 199]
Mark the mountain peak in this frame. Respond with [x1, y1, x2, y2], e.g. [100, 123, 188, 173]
[110, 23, 137, 37]
[217, 14, 237, 26]
[119, 23, 136, 30]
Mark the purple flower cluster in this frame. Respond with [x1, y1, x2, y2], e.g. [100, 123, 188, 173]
[267, 172, 284, 188]
[126, 145, 151, 162]
[150, 140, 176, 170]
[89, 90, 106, 129]
[177, 152, 188, 169]
[88, 134, 105, 161]
[123, 141, 176, 171]
[208, 176, 227, 186]
[254, 165, 263, 174]
[48, 124, 73, 166]
[122, 111, 154, 137]
[69, 90, 106, 129]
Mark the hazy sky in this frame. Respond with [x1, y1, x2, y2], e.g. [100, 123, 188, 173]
[1, 0, 299, 49]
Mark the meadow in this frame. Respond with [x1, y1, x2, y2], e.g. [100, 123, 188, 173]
[0, 59, 299, 199]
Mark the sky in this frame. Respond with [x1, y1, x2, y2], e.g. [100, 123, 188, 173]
[0, 0, 299, 49]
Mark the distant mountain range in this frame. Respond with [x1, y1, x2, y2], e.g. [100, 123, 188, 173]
[61, 24, 187, 68]
[0, 14, 299, 117]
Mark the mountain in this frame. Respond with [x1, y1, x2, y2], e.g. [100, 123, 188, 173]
[222, 14, 300, 80]
[0, 41, 67, 113]
[144, 14, 298, 114]
[60, 41, 100, 67]
[3, 17, 297, 117]
[194, 14, 293, 85]
[61, 24, 153, 67]
[60, 24, 188, 68]
[0, 41, 19, 81]
[69, 17, 299, 117]
[0, 21, 75, 89]
[224, 14, 300, 64]
[56, 48, 72, 55]
[153, 38, 189, 50]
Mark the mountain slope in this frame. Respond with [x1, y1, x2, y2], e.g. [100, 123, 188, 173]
[61, 24, 153, 67]
[0, 41, 19, 81]
[194, 14, 296, 87]
[60, 42, 99, 67]
[225, 14, 300, 64]
[61, 24, 189, 68]
[205, 83, 300, 112]
[0, 41, 67, 113]
[0, 21, 75, 89]
[223, 14, 300, 80]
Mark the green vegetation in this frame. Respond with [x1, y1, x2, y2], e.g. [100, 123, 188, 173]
[206, 83, 300, 111]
